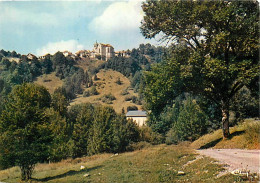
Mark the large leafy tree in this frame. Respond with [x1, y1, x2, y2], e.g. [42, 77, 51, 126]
[141, 0, 259, 138]
[0, 83, 52, 181]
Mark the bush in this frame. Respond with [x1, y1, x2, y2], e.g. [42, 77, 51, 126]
[230, 87, 259, 123]
[93, 74, 99, 81]
[127, 105, 138, 111]
[100, 93, 116, 104]
[126, 141, 151, 151]
[244, 120, 260, 148]
[121, 89, 129, 95]
[83, 91, 90, 97]
[139, 126, 164, 145]
[125, 96, 132, 101]
[90, 86, 98, 95]
[115, 77, 122, 85]
[165, 128, 178, 145]
[131, 96, 137, 103]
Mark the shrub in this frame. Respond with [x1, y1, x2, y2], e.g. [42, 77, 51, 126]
[127, 105, 138, 111]
[244, 120, 260, 148]
[100, 93, 116, 104]
[115, 77, 122, 85]
[165, 128, 178, 145]
[83, 91, 90, 97]
[126, 141, 151, 151]
[125, 96, 132, 101]
[230, 87, 259, 124]
[131, 96, 137, 103]
[139, 126, 164, 145]
[93, 74, 99, 81]
[121, 89, 129, 95]
[90, 86, 98, 95]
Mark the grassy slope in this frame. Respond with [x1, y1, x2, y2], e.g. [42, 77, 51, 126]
[70, 69, 142, 113]
[0, 144, 239, 183]
[34, 72, 63, 94]
[33, 57, 141, 113]
[191, 118, 260, 150]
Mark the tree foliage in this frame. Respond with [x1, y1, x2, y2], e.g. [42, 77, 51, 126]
[141, 0, 259, 138]
[0, 83, 52, 180]
[70, 104, 140, 157]
[166, 97, 209, 144]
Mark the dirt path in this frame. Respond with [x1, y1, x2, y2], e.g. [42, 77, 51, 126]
[197, 149, 260, 174]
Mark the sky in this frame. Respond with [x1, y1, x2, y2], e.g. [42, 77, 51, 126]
[0, 0, 161, 56]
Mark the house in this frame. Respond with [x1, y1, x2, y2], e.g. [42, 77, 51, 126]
[93, 42, 115, 61]
[39, 54, 50, 60]
[76, 50, 90, 58]
[126, 110, 147, 126]
[27, 53, 37, 60]
[63, 51, 73, 57]
[115, 50, 131, 58]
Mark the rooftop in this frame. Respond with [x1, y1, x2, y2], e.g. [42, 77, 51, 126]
[126, 110, 147, 117]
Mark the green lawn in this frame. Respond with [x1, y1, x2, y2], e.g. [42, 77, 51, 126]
[0, 144, 241, 183]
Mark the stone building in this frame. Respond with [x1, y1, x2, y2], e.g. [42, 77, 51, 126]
[93, 42, 115, 61]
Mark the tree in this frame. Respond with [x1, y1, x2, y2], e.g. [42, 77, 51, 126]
[71, 103, 94, 157]
[166, 97, 208, 144]
[45, 108, 71, 162]
[51, 88, 69, 117]
[141, 0, 259, 138]
[0, 83, 52, 181]
[87, 106, 116, 155]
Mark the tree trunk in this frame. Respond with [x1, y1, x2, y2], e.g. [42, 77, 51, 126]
[20, 164, 34, 181]
[221, 101, 230, 139]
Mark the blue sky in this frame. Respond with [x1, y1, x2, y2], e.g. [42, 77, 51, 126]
[0, 0, 160, 56]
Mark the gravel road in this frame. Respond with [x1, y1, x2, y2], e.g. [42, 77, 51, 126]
[197, 149, 260, 174]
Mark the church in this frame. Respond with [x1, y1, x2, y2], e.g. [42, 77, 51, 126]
[93, 42, 115, 61]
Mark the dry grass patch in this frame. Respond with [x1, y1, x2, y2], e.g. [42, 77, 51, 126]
[191, 118, 260, 149]
[34, 72, 63, 93]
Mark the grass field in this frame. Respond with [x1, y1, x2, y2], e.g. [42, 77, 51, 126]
[0, 144, 240, 183]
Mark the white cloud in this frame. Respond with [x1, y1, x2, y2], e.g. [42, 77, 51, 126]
[89, 1, 144, 35]
[0, 5, 58, 26]
[36, 40, 84, 56]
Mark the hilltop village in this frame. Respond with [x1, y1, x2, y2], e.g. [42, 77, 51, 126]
[36, 42, 131, 61]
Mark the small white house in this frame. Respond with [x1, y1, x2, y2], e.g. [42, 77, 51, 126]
[126, 111, 147, 126]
